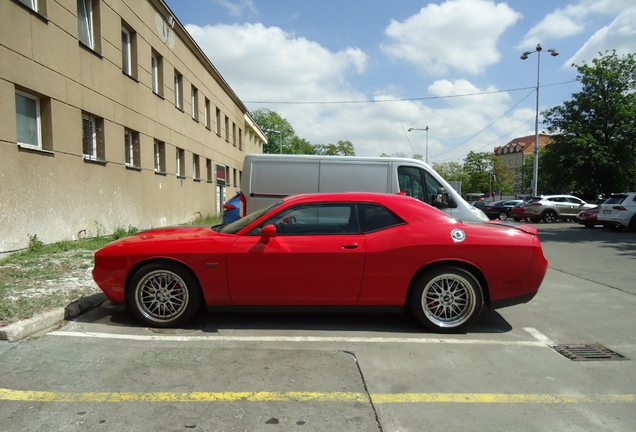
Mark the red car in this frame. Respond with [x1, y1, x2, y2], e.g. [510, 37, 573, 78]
[575, 206, 602, 228]
[93, 193, 548, 333]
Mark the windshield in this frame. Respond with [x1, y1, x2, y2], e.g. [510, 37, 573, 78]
[216, 201, 283, 234]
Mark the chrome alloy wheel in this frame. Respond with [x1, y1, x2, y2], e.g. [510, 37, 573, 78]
[134, 270, 189, 323]
[420, 273, 478, 329]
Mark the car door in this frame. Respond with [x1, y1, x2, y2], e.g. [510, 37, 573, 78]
[550, 197, 570, 217]
[226, 203, 366, 305]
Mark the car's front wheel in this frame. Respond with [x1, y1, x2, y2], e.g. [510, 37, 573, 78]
[542, 211, 557, 223]
[127, 262, 201, 327]
[498, 211, 508, 220]
[409, 266, 483, 333]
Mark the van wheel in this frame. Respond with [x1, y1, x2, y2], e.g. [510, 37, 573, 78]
[409, 266, 483, 333]
[542, 211, 557, 223]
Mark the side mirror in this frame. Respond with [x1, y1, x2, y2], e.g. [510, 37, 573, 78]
[260, 224, 277, 244]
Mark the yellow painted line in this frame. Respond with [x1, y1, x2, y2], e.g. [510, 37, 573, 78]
[1, 388, 634, 404]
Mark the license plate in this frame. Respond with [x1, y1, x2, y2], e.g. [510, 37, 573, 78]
[603, 210, 612, 214]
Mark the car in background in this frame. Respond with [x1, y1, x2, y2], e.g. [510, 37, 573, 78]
[222, 191, 244, 224]
[511, 201, 528, 222]
[469, 201, 490, 210]
[598, 192, 636, 230]
[525, 195, 596, 223]
[92, 192, 548, 334]
[483, 199, 524, 221]
[575, 206, 603, 228]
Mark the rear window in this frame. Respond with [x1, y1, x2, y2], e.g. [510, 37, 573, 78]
[605, 195, 627, 205]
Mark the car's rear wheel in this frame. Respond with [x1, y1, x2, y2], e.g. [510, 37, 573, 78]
[542, 211, 557, 223]
[127, 262, 201, 327]
[410, 266, 483, 333]
[498, 211, 508, 221]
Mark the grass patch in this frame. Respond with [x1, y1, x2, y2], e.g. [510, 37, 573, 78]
[1, 216, 222, 326]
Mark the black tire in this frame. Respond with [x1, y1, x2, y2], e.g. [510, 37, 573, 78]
[127, 262, 201, 327]
[497, 211, 508, 221]
[629, 216, 636, 230]
[584, 224, 594, 229]
[409, 266, 483, 333]
[542, 211, 557, 224]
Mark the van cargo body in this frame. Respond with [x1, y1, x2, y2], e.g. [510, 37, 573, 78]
[241, 154, 488, 223]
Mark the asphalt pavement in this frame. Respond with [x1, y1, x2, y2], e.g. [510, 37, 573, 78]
[1, 222, 635, 432]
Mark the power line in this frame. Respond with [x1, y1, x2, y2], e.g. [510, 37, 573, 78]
[243, 80, 576, 105]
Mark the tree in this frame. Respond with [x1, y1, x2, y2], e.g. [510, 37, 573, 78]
[314, 140, 356, 156]
[432, 161, 469, 185]
[463, 151, 513, 197]
[542, 51, 636, 197]
[250, 108, 294, 154]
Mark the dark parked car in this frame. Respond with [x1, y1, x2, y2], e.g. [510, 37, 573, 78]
[483, 200, 524, 221]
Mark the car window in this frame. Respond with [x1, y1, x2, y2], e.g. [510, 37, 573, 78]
[359, 203, 405, 233]
[605, 195, 627, 205]
[549, 197, 566, 203]
[566, 197, 584, 204]
[250, 203, 361, 236]
[218, 201, 282, 234]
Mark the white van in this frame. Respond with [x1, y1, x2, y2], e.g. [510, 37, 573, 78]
[241, 154, 488, 223]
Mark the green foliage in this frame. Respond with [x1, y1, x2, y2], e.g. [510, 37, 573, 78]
[27, 234, 45, 253]
[112, 225, 139, 240]
[250, 108, 356, 155]
[462, 151, 513, 196]
[542, 50, 636, 197]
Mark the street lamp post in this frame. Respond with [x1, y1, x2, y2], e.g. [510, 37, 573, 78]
[520, 43, 559, 197]
[265, 129, 284, 154]
[407, 126, 429, 164]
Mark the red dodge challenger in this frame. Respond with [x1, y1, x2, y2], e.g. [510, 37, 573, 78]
[93, 192, 548, 333]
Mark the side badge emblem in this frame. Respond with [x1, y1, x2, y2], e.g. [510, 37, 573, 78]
[451, 229, 466, 242]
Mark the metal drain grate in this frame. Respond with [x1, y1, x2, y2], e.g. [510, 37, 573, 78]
[553, 344, 627, 361]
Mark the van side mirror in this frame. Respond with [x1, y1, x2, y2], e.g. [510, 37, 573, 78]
[260, 224, 277, 244]
[433, 188, 457, 209]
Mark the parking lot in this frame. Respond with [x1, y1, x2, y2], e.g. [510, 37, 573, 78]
[1, 222, 635, 431]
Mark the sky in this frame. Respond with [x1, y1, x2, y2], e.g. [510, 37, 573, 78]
[164, 0, 636, 164]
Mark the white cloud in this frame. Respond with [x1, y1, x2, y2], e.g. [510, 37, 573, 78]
[380, 0, 522, 75]
[213, 0, 257, 17]
[566, 7, 636, 66]
[185, 23, 367, 103]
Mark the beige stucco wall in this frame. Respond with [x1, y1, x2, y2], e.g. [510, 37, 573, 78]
[0, 0, 264, 253]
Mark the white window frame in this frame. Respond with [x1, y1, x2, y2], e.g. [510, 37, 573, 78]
[193, 154, 200, 180]
[151, 52, 161, 95]
[154, 140, 166, 173]
[82, 112, 98, 160]
[176, 148, 185, 178]
[15, 90, 42, 149]
[18, 0, 38, 12]
[174, 72, 182, 109]
[191, 86, 198, 120]
[78, 0, 94, 49]
[121, 26, 132, 76]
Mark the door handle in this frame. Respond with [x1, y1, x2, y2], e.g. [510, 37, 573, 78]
[342, 242, 359, 249]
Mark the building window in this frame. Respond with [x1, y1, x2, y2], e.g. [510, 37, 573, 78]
[232, 122, 237, 147]
[121, 24, 137, 78]
[124, 128, 140, 169]
[193, 154, 200, 180]
[17, 0, 43, 13]
[238, 128, 243, 151]
[154, 140, 166, 173]
[176, 147, 185, 178]
[204, 98, 211, 129]
[174, 71, 183, 110]
[77, 0, 100, 51]
[151, 51, 163, 96]
[215, 108, 221, 136]
[191, 86, 198, 121]
[224, 116, 229, 142]
[82, 112, 104, 161]
[15, 90, 41, 149]
[206, 158, 213, 183]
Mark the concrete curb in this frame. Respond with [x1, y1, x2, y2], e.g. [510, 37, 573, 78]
[0, 293, 106, 342]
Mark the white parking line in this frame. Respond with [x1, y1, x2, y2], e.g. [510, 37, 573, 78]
[49, 328, 552, 347]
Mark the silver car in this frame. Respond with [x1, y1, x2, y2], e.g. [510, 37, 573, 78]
[598, 192, 636, 230]
[525, 195, 597, 223]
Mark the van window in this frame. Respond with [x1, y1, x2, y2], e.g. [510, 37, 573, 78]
[398, 166, 444, 206]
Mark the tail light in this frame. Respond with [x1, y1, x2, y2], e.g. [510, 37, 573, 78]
[530, 203, 542, 207]
[613, 206, 627, 211]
